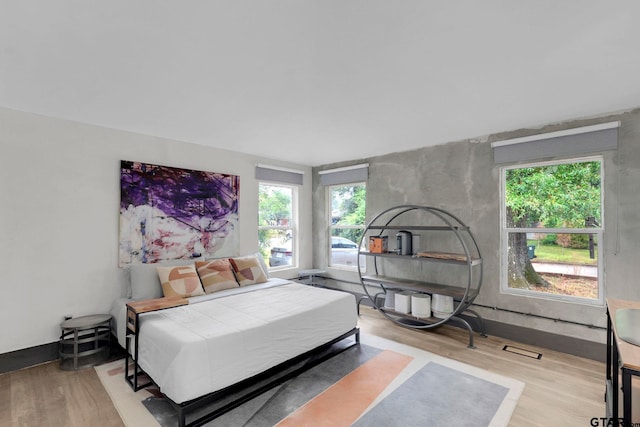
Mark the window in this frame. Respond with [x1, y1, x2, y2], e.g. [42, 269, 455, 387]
[328, 183, 366, 269]
[258, 183, 297, 270]
[500, 157, 603, 303]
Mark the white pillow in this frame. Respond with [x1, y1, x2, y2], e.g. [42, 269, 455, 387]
[129, 260, 195, 300]
[130, 264, 163, 300]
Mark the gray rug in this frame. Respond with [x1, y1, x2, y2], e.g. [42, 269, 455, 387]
[353, 362, 508, 427]
[96, 334, 524, 427]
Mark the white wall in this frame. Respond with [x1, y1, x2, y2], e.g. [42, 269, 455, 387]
[0, 107, 312, 354]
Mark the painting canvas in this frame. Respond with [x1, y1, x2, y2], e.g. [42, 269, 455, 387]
[119, 160, 240, 266]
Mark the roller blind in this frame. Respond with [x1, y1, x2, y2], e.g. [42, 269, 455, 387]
[319, 163, 369, 186]
[491, 121, 619, 164]
[255, 164, 304, 185]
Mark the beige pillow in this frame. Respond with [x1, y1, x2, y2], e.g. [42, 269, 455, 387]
[195, 259, 239, 293]
[229, 254, 268, 286]
[156, 264, 205, 298]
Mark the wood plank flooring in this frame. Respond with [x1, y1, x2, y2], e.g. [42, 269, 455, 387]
[0, 306, 606, 427]
[0, 358, 124, 427]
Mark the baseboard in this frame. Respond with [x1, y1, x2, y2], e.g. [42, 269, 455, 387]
[465, 315, 605, 362]
[0, 334, 126, 374]
[0, 341, 59, 374]
[338, 284, 605, 362]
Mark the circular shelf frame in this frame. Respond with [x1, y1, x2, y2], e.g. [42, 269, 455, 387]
[357, 205, 483, 331]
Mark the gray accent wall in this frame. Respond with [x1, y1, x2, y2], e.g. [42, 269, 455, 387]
[313, 108, 640, 345]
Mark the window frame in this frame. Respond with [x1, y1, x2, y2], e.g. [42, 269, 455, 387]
[327, 182, 366, 270]
[258, 182, 299, 271]
[499, 155, 604, 305]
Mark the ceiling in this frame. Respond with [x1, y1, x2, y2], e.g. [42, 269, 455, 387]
[2, 1, 639, 166]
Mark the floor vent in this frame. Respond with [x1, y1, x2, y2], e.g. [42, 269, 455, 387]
[502, 345, 542, 360]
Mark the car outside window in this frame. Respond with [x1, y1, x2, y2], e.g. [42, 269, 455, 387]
[329, 183, 366, 269]
[258, 183, 296, 269]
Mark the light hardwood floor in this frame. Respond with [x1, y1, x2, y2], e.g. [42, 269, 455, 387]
[0, 356, 124, 427]
[1, 306, 606, 427]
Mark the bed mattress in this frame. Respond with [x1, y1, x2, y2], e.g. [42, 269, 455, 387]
[136, 279, 358, 403]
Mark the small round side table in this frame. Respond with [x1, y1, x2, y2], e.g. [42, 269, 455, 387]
[59, 314, 112, 370]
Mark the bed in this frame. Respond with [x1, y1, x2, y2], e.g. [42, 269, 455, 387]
[110, 261, 359, 426]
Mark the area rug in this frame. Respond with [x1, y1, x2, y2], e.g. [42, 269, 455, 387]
[96, 334, 524, 427]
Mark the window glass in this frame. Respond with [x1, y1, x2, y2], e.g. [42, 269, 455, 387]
[502, 158, 602, 303]
[329, 183, 366, 269]
[258, 184, 296, 269]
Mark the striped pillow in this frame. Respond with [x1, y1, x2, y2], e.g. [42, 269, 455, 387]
[195, 259, 239, 293]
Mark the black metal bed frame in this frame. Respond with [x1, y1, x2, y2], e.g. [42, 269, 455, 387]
[153, 327, 359, 427]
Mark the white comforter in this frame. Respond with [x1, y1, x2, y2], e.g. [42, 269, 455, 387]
[136, 279, 357, 403]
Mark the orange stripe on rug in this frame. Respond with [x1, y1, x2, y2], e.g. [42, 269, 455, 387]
[275, 350, 413, 427]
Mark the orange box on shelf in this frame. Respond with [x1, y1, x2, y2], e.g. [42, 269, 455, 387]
[369, 236, 388, 253]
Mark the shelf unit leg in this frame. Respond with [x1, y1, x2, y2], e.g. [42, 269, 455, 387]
[448, 316, 476, 348]
[356, 295, 370, 315]
[463, 308, 488, 337]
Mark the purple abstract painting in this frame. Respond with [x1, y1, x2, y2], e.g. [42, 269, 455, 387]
[119, 160, 240, 266]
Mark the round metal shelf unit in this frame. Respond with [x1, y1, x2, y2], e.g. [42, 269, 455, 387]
[356, 205, 484, 346]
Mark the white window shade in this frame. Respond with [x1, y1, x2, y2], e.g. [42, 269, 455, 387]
[491, 121, 619, 164]
[319, 163, 369, 185]
[255, 164, 304, 185]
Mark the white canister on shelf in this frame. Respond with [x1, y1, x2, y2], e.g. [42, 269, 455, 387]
[384, 290, 396, 309]
[394, 291, 413, 314]
[431, 294, 454, 319]
[411, 294, 431, 318]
